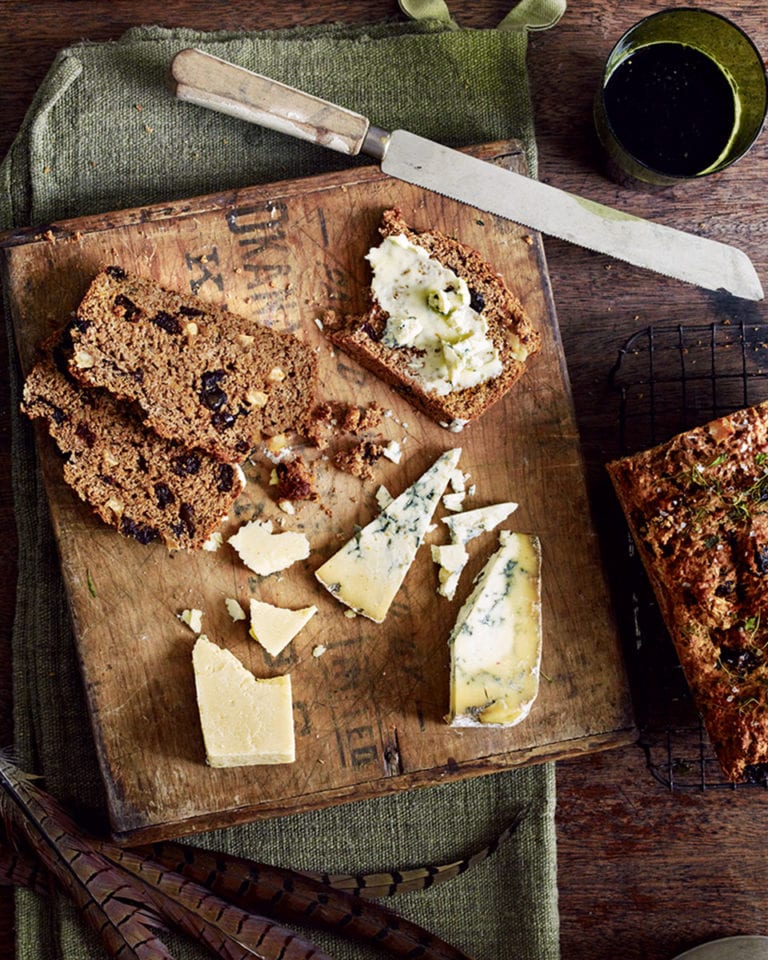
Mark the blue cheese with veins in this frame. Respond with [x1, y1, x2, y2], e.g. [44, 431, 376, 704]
[443, 501, 518, 545]
[449, 531, 542, 727]
[315, 447, 461, 622]
[367, 234, 502, 395]
[435, 503, 519, 599]
[431, 542, 469, 600]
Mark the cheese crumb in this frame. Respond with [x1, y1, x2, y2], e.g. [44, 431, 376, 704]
[202, 531, 223, 552]
[431, 543, 469, 600]
[178, 608, 204, 633]
[442, 491, 466, 512]
[382, 440, 403, 464]
[225, 598, 246, 622]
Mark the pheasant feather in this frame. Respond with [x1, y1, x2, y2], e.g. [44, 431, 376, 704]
[302, 806, 529, 899]
[99, 845, 331, 960]
[139, 839, 485, 960]
[0, 754, 331, 960]
[0, 753, 520, 960]
[0, 754, 173, 960]
[0, 842, 51, 895]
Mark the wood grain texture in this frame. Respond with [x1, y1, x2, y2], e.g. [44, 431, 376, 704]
[3, 1, 768, 958]
[1, 142, 632, 842]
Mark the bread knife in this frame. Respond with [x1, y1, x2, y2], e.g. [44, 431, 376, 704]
[170, 48, 763, 301]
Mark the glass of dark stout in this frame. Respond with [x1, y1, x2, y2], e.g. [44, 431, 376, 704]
[594, 8, 767, 187]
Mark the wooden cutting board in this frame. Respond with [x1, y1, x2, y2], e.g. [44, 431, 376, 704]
[0, 141, 634, 844]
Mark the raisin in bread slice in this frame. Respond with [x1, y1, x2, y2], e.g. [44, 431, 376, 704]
[607, 399, 768, 783]
[67, 267, 318, 462]
[22, 329, 245, 550]
[324, 209, 540, 428]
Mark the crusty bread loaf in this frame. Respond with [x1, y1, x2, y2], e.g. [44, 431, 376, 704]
[67, 267, 318, 462]
[607, 400, 768, 782]
[324, 209, 540, 428]
[22, 329, 245, 550]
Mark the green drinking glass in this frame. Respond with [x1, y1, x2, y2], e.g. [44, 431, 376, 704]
[594, 8, 768, 186]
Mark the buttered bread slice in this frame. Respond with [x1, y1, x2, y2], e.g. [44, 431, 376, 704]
[325, 209, 540, 429]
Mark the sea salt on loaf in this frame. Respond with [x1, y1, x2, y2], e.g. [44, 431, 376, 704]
[22, 330, 245, 550]
[67, 267, 318, 462]
[324, 209, 540, 428]
[607, 400, 768, 783]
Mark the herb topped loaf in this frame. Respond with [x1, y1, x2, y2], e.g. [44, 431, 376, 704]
[323, 209, 540, 429]
[67, 267, 318, 462]
[22, 329, 245, 550]
[607, 399, 768, 782]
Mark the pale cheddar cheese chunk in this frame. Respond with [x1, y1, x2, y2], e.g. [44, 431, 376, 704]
[315, 448, 461, 622]
[449, 531, 542, 727]
[192, 634, 295, 766]
[228, 519, 309, 576]
[249, 599, 317, 657]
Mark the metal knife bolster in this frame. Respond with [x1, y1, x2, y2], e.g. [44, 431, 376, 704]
[361, 127, 391, 162]
[170, 48, 763, 301]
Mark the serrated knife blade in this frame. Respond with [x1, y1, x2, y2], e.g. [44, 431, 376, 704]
[381, 130, 763, 300]
[170, 48, 763, 301]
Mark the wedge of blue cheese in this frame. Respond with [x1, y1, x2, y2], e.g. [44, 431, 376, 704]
[443, 501, 518, 545]
[315, 447, 461, 622]
[192, 634, 295, 766]
[449, 531, 542, 727]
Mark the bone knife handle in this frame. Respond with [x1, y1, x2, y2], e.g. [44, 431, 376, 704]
[170, 47, 372, 157]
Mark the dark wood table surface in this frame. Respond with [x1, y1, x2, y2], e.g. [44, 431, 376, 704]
[2, 2, 768, 958]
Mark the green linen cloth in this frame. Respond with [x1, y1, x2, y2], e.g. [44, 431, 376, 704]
[0, 3, 564, 958]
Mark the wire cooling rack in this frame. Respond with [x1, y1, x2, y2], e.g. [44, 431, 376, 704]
[609, 320, 768, 790]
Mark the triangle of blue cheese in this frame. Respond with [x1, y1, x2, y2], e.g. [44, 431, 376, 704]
[449, 531, 542, 727]
[443, 501, 518, 545]
[315, 447, 462, 623]
[192, 634, 295, 766]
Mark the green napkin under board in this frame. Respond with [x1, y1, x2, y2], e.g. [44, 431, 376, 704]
[0, 3, 565, 957]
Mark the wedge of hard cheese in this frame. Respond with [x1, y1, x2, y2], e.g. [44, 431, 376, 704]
[315, 447, 461, 622]
[192, 634, 295, 766]
[449, 531, 542, 727]
[249, 599, 317, 657]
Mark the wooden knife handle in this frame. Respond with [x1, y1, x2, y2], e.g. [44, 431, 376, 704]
[170, 48, 371, 156]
